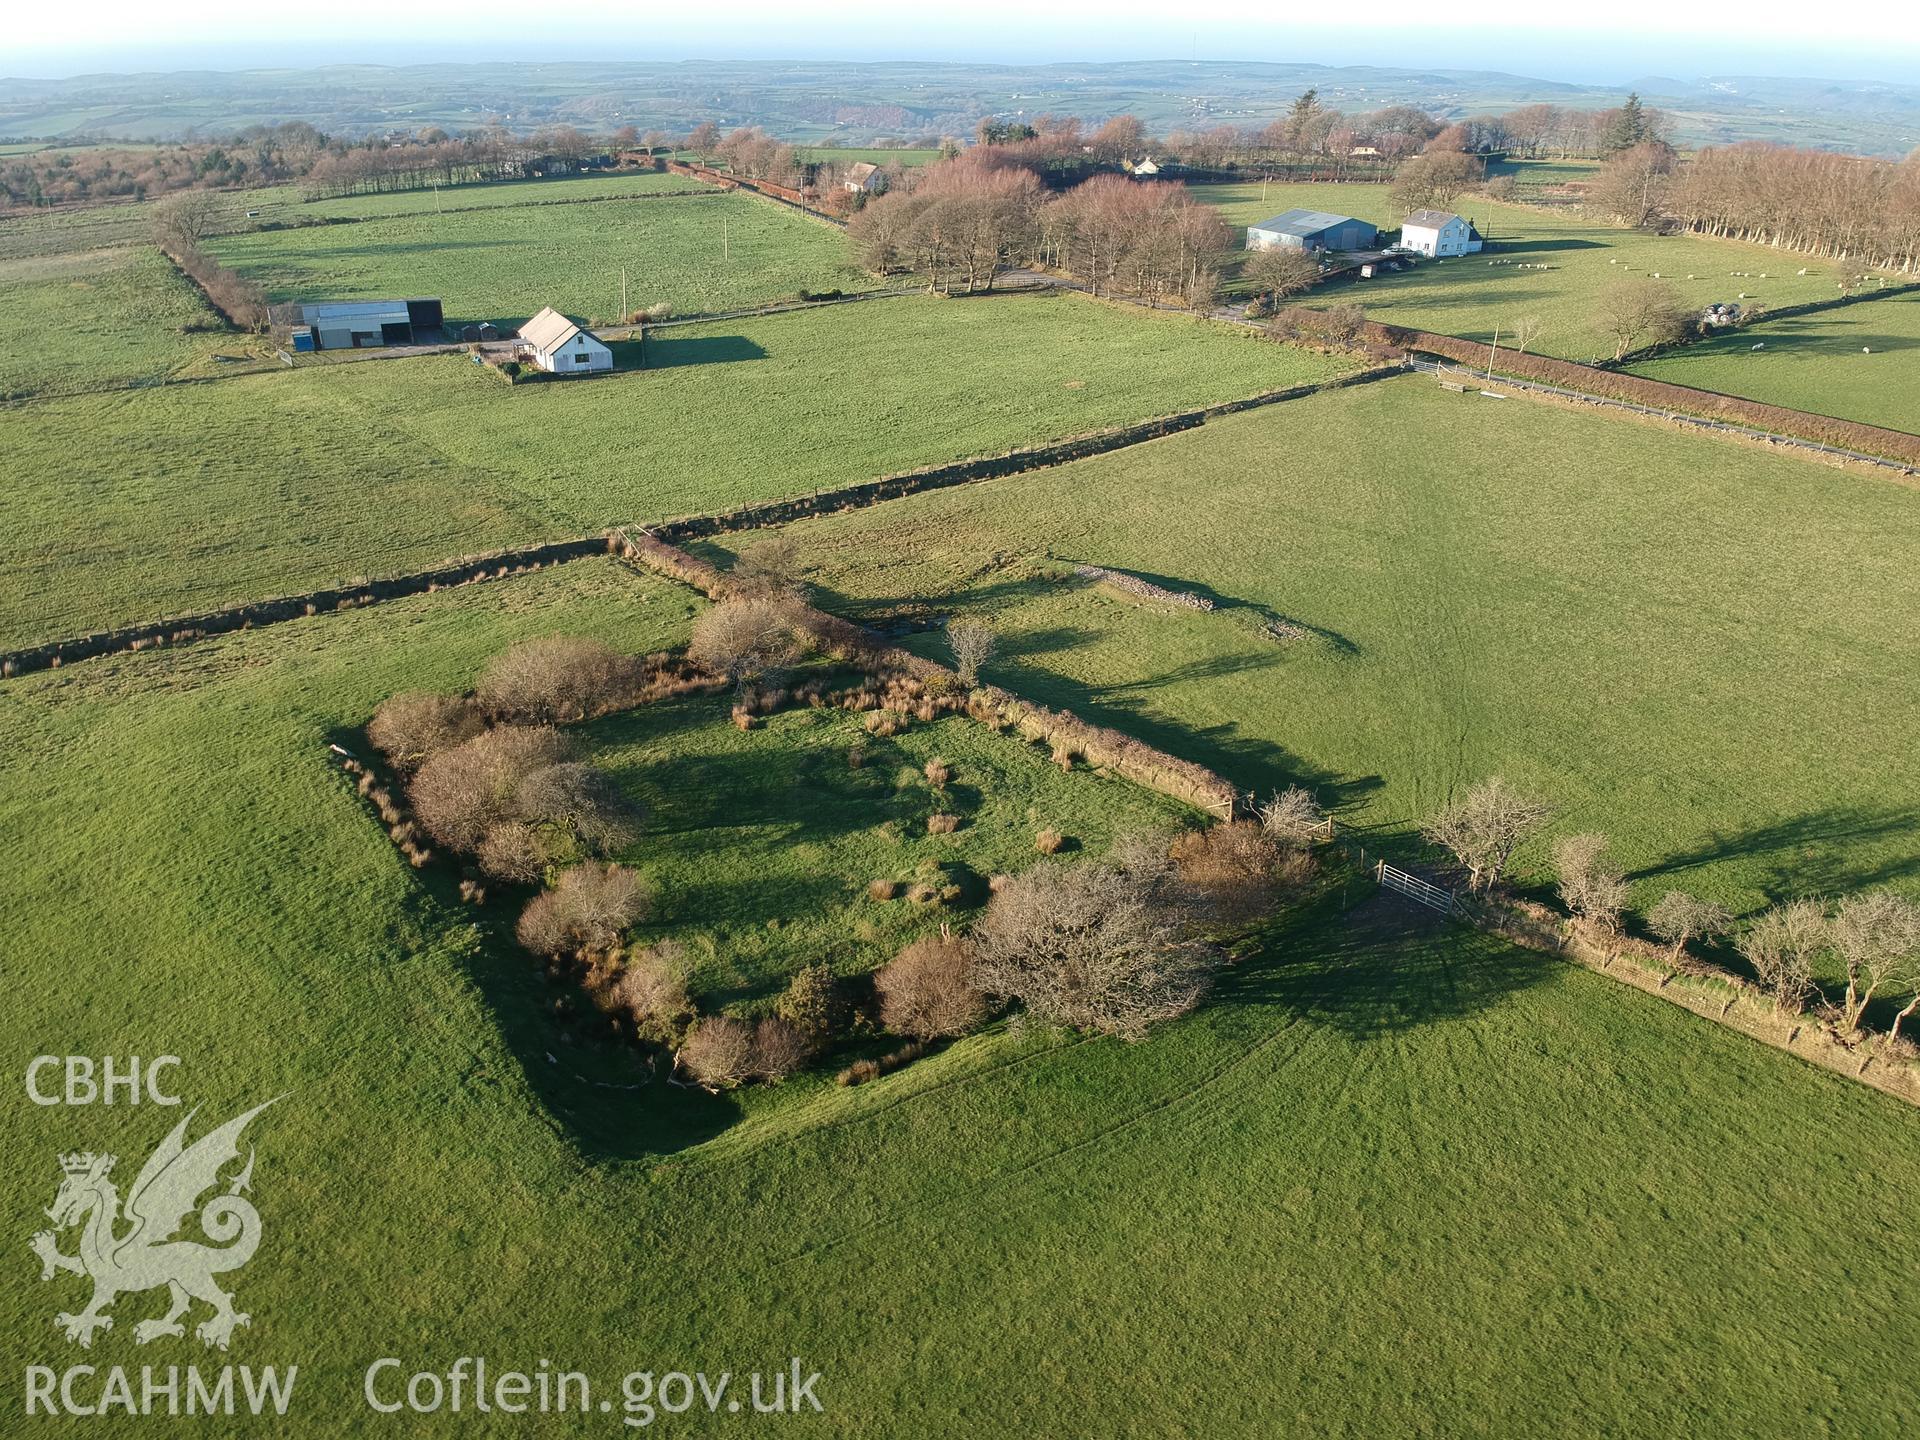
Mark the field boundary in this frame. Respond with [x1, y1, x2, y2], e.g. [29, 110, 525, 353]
[0, 537, 612, 678]
[609, 528, 1243, 817]
[1608, 279, 1920, 367]
[1360, 319, 1920, 466]
[1480, 898, 1920, 1109]
[1413, 359, 1920, 478]
[641, 364, 1402, 541]
[0, 365, 1389, 677]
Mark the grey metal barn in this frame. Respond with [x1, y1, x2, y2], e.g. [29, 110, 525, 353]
[296, 298, 443, 350]
[1246, 210, 1378, 253]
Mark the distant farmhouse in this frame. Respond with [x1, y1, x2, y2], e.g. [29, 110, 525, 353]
[1246, 210, 1377, 253]
[518, 307, 613, 375]
[844, 162, 889, 194]
[1124, 156, 1161, 176]
[280, 298, 443, 352]
[1399, 209, 1484, 258]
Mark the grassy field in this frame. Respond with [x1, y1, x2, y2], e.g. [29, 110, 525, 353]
[749, 376, 1920, 990]
[287, 170, 718, 222]
[1628, 291, 1920, 433]
[3, 561, 1916, 1434]
[206, 190, 871, 326]
[594, 684, 1193, 1007]
[2, 293, 1350, 648]
[0, 245, 274, 397]
[1189, 180, 1849, 362]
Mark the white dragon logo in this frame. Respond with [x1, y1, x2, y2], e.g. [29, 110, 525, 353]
[29, 1099, 278, 1350]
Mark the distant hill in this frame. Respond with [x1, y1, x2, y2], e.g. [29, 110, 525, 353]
[1, 58, 1915, 156]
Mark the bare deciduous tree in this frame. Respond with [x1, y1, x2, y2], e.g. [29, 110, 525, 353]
[1597, 277, 1691, 360]
[603, 944, 691, 1042]
[689, 597, 804, 689]
[1245, 246, 1322, 300]
[1423, 777, 1553, 894]
[1510, 315, 1545, 356]
[945, 618, 997, 686]
[1551, 832, 1630, 940]
[515, 761, 643, 854]
[678, 1016, 757, 1088]
[410, 725, 575, 852]
[1258, 786, 1324, 845]
[515, 862, 650, 959]
[475, 635, 640, 724]
[150, 190, 223, 252]
[366, 692, 484, 773]
[1169, 822, 1292, 926]
[876, 932, 989, 1039]
[1828, 891, 1920, 1034]
[1589, 141, 1677, 227]
[1738, 900, 1827, 1016]
[730, 536, 805, 599]
[1646, 890, 1733, 964]
[970, 836, 1217, 1039]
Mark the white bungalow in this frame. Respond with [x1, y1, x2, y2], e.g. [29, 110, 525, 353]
[1398, 209, 1483, 258]
[518, 307, 613, 376]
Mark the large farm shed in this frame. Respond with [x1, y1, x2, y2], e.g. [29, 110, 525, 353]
[1247, 210, 1377, 253]
[518, 307, 613, 375]
[294, 298, 443, 350]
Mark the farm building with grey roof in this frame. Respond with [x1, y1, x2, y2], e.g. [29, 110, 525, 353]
[1246, 210, 1377, 253]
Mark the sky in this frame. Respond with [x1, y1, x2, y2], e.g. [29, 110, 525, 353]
[5, 1, 1918, 84]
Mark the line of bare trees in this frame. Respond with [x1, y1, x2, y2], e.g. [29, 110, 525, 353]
[850, 156, 1229, 305]
[1662, 142, 1920, 274]
[150, 191, 266, 329]
[1425, 777, 1920, 1047]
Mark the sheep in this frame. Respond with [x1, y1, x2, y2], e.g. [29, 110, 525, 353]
[1751, 341, 1765, 351]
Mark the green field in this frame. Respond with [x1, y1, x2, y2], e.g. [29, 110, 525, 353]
[594, 684, 1193, 1006]
[8, 152, 1920, 1437]
[206, 189, 869, 326]
[752, 376, 1920, 986]
[1190, 181, 1848, 363]
[1628, 291, 1920, 433]
[2, 293, 1350, 648]
[3, 560, 1916, 1435]
[288, 170, 718, 222]
[0, 246, 272, 397]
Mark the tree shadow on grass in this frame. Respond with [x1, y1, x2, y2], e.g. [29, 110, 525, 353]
[1218, 890, 1551, 1039]
[1486, 237, 1607, 254]
[1630, 805, 1920, 900]
[980, 654, 1383, 814]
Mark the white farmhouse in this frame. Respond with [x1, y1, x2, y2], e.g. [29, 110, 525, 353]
[518, 307, 613, 376]
[1398, 209, 1483, 258]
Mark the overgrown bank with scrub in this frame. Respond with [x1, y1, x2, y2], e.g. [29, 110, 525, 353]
[345, 549, 1333, 1101]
